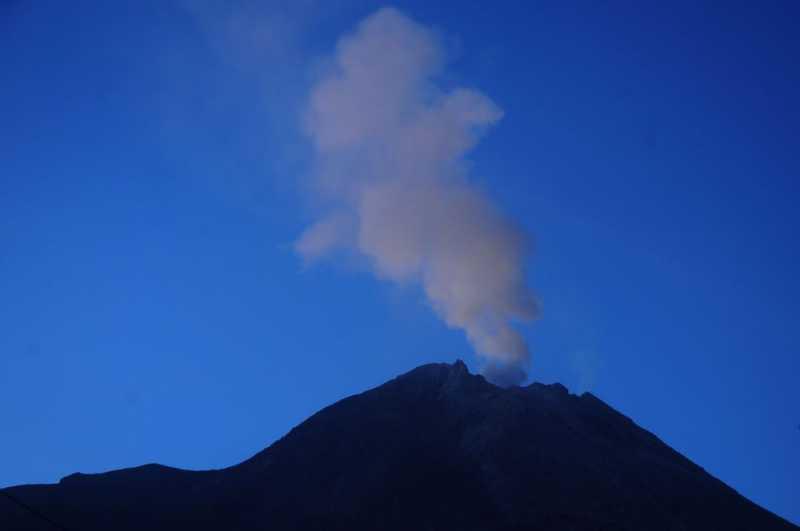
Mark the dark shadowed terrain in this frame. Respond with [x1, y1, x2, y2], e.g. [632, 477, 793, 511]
[2, 361, 796, 530]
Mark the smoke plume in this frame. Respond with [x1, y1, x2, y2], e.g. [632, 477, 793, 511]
[296, 8, 537, 385]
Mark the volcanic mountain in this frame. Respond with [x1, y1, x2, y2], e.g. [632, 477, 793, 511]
[2, 361, 796, 530]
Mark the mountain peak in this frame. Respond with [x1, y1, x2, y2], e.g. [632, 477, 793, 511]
[393, 360, 573, 400]
[3, 361, 796, 531]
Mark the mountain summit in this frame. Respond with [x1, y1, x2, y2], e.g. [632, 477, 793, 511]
[2, 361, 796, 530]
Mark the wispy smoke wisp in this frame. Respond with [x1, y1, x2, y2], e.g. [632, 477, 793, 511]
[296, 8, 537, 385]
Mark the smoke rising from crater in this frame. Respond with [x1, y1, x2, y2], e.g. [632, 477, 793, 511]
[296, 8, 537, 385]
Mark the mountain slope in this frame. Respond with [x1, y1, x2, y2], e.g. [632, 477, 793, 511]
[2, 361, 796, 530]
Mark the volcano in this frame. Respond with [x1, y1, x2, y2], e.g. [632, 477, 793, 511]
[2, 361, 795, 530]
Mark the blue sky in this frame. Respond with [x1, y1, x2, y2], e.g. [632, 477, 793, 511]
[1, 1, 798, 524]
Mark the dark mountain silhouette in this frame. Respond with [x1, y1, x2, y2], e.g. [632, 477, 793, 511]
[2, 361, 796, 530]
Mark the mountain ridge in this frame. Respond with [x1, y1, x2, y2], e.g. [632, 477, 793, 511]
[2, 360, 796, 530]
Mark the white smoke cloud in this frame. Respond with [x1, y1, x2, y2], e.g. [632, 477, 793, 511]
[296, 7, 537, 385]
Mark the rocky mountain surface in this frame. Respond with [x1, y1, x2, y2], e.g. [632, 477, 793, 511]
[2, 361, 796, 530]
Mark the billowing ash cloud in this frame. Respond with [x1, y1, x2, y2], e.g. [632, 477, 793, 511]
[296, 8, 537, 385]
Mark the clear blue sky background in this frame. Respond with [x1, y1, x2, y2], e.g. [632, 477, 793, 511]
[1, 0, 798, 524]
